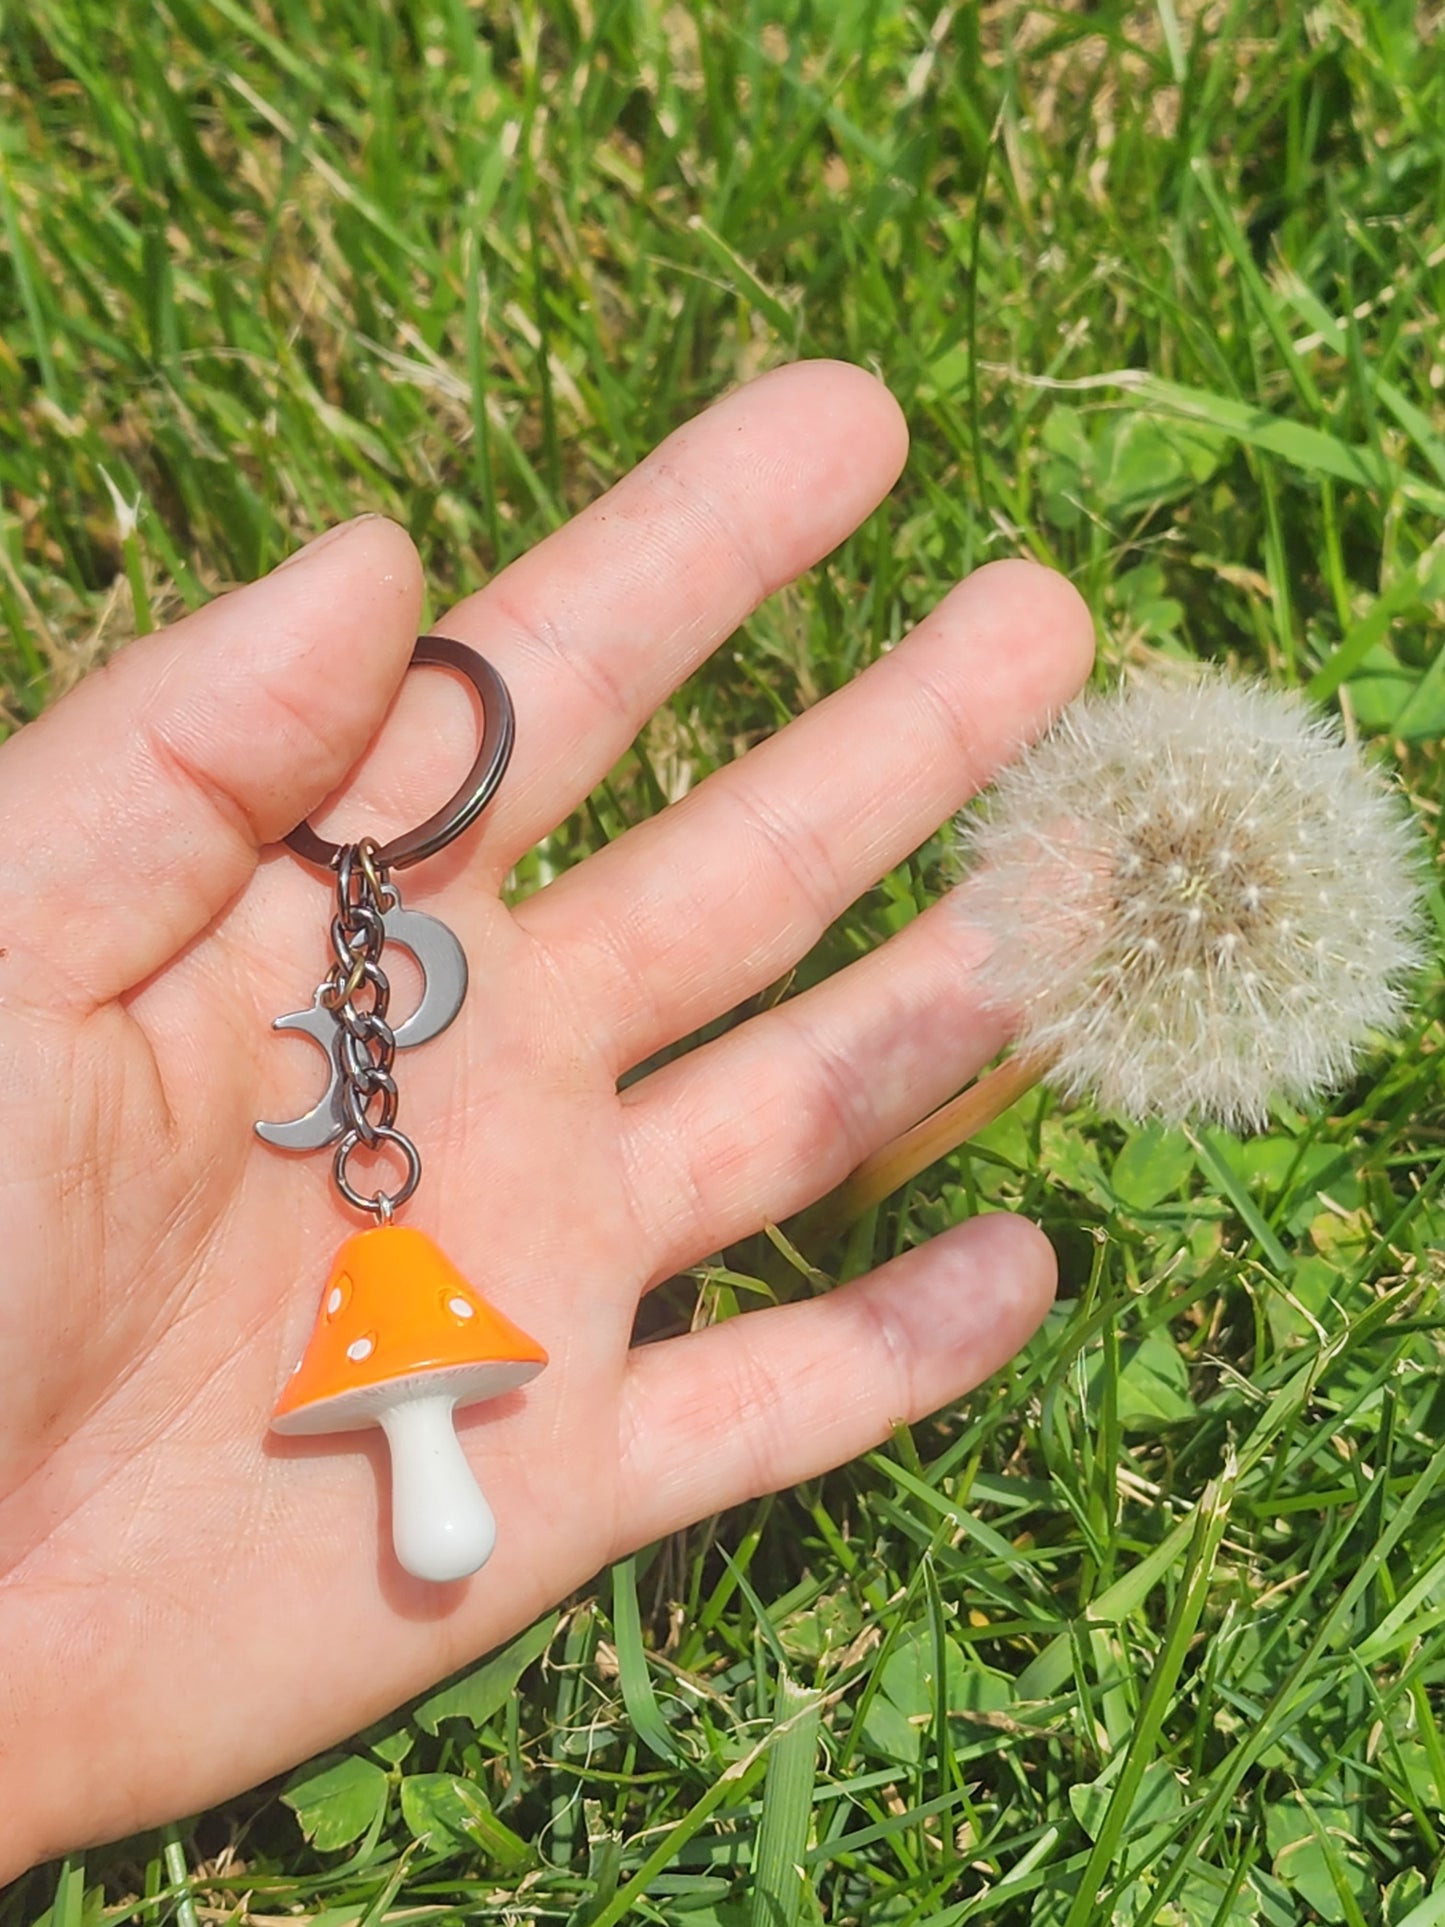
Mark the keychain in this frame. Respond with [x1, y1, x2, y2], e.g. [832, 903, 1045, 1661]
[259, 637, 547, 1585]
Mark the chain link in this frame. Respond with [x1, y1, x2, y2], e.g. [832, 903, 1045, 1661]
[318, 840, 422, 1218]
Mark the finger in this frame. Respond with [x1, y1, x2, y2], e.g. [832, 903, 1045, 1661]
[619, 889, 1004, 1280]
[426, 360, 909, 880]
[520, 561, 1094, 1072]
[0, 519, 424, 1011]
[616, 1212, 1055, 1543]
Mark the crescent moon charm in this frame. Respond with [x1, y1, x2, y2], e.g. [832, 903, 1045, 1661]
[254, 996, 348, 1151]
[255, 908, 469, 1150]
[384, 906, 469, 1048]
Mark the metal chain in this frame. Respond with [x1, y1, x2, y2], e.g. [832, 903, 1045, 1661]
[320, 840, 422, 1219]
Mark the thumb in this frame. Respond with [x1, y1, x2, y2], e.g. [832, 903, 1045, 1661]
[0, 516, 423, 1011]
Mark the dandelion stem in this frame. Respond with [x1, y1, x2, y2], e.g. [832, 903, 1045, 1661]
[797, 1048, 1053, 1249]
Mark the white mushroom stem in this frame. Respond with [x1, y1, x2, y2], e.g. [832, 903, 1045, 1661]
[378, 1394, 497, 1583]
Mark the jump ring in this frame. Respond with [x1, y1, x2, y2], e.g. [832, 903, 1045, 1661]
[333, 1126, 422, 1215]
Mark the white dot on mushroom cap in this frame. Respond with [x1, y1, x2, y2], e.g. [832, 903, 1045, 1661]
[327, 1287, 344, 1316]
[346, 1335, 375, 1363]
[448, 1295, 476, 1320]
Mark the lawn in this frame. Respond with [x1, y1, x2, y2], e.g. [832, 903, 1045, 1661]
[2, 1, 1444, 1921]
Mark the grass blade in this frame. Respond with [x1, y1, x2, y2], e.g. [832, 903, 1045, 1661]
[585, 1748, 772, 1927]
[750, 1672, 823, 1927]
[1061, 1452, 1237, 1927]
[610, 1554, 680, 1764]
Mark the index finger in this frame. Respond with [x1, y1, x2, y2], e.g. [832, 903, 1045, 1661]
[375, 361, 910, 886]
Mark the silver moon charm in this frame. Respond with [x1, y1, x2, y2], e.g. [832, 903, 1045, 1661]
[384, 906, 469, 1048]
[254, 908, 469, 1151]
[254, 996, 347, 1150]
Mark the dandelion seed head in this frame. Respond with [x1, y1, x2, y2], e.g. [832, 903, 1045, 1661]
[957, 674, 1428, 1130]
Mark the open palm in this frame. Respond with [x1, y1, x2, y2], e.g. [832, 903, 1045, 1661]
[0, 363, 1092, 1873]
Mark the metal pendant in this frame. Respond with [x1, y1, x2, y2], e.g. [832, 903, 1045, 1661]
[255, 905, 469, 1151]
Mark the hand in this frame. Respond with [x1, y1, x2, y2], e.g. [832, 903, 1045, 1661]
[0, 362, 1092, 1872]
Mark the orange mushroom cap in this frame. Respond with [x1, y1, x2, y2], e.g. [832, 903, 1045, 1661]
[272, 1225, 547, 1436]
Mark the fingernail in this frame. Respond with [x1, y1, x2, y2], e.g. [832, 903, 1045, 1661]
[275, 514, 381, 573]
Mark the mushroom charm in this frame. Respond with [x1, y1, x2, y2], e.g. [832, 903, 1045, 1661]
[273, 1226, 547, 1582]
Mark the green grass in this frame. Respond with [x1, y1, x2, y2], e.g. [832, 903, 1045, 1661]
[3, 0, 1445, 1921]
